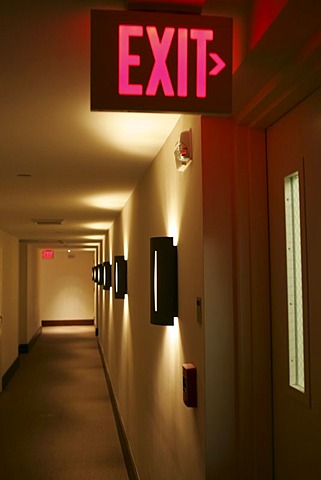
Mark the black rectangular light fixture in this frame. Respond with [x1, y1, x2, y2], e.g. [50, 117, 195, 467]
[92, 265, 100, 283]
[114, 256, 127, 299]
[103, 261, 112, 290]
[150, 237, 178, 325]
[97, 263, 104, 285]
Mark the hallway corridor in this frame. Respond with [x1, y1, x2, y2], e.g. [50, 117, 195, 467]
[0, 326, 129, 480]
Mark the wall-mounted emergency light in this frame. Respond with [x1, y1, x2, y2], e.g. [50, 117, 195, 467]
[150, 237, 178, 325]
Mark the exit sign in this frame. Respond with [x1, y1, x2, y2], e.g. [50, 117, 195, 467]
[42, 249, 54, 259]
[91, 10, 232, 114]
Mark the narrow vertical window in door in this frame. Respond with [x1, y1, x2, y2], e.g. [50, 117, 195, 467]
[284, 172, 305, 393]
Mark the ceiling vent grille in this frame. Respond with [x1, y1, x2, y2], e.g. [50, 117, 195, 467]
[33, 219, 65, 226]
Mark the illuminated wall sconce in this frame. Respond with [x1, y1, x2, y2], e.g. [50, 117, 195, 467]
[150, 237, 178, 325]
[114, 256, 127, 299]
[103, 261, 112, 290]
[92, 266, 96, 282]
[92, 265, 101, 284]
[97, 263, 104, 285]
[174, 129, 192, 172]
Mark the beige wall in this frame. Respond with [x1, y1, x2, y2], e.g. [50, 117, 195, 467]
[19, 243, 43, 345]
[100, 114, 205, 480]
[26, 245, 40, 340]
[38, 249, 94, 322]
[99, 114, 272, 479]
[0, 230, 19, 374]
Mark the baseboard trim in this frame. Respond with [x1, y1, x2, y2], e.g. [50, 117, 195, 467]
[2, 356, 20, 390]
[97, 340, 140, 480]
[19, 326, 42, 354]
[18, 344, 29, 354]
[42, 319, 94, 327]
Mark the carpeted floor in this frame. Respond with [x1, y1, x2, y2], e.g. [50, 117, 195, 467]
[0, 326, 129, 480]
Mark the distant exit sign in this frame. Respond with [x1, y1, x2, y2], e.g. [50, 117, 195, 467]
[42, 249, 54, 259]
[91, 10, 232, 114]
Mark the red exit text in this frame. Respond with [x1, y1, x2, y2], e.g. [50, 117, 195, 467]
[119, 25, 226, 98]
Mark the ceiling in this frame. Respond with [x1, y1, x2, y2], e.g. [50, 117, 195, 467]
[0, 0, 254, 249]
[1, 0, 320, 250]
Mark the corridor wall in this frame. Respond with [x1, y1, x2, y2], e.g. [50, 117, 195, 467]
[99, 114, 205, 480]
[0, 230, 19, 377]
[99, 115, 272, 480]
[19, 242, 40, 347]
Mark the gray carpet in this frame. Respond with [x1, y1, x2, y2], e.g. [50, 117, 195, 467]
[0, 326, 129, 480]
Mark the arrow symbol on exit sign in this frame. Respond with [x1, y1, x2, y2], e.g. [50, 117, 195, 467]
[209, 53, 226, 76]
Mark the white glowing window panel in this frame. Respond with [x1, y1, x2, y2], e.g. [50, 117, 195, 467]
[284, 172, 305, 393]
[154, 251, 158, 312]
[115, 262, 119, 293]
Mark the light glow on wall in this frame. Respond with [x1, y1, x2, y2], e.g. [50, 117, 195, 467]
[83, 192, 131, 210]
[167, 213, 180, 246]
[123, 293, 129, 323]
[121, 197, 133, 261]
[165, 316, 180, 344]
[156, 316, 182, 396]
[86, 112, 180, 158]
[109, 284, 114, 308]
[83, 221, 112, 231]
[82, 234, 105, 241]
[123, 234, 129, 261]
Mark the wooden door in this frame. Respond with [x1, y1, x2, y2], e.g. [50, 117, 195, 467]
[0, 240, 3, 392]
[267, 87, 321, 478]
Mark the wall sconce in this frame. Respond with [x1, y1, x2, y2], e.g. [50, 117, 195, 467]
[114, 256, 127, 299]
[174, 129, 192, 172]
[97, 263, 104, 285]
[103, 261, 112, 290]
[92, 265, 102, 284]
[150, 237, 178, 325]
